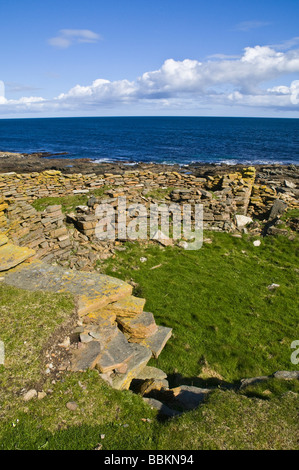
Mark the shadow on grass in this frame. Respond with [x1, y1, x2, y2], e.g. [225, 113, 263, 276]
[166, 372, 237, 390]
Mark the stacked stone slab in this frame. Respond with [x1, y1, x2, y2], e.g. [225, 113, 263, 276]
[74, 291, 172, 389]
[2, 252, 172, 391]
[0, 195, 8, 231]
[0, 234, 35, 272]
[40, 205, 72, 263]
[1, 167, 298, 257]
[1, 201, 72, 263]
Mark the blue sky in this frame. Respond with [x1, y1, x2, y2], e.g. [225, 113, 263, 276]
[0, 0, 299, 117]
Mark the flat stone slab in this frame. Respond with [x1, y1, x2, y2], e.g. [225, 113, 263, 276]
[118, 311, 158, 340]
[70, 341, 102, 372]
[239, 376, 270, 389]
[84, 325, 119, 344]
[0, 234, 8, 247]
[0, 243, 35, 272]
[107, 295, 146, 318]
[273, 371, 299, 380]
[84, 308, 116, 327]
[111, 343, 153, 390]
[136, 366, 167, 381]
[96, 330, 134, 374]
[139, 326, 172, 358]
[3, 260, 132, 316]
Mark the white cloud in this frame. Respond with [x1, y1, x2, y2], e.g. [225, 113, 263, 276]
[1, 43, 299, 116]
[48, 29, 101, 49]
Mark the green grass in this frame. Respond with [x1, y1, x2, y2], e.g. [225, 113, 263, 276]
[281, 208, 299, 222]
[144, 186, 174, 200]
[101, 233, 299, 383]
[0, 285, 74, 395]
[0, 232, 298, 450]
[157, 387, 299, 450]
[31, 186, 110, 213]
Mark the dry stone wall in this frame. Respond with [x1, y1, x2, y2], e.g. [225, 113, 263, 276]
[0, 167, 298, 268]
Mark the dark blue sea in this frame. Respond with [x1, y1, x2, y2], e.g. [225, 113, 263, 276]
[0, 117, 298, 165]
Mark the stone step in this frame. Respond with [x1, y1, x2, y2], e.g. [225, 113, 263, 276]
[111, 343, 153, 390]
[3, 260, 133, 316]
[138, 326, 172, 358]
[0, 242, 35, 272]
[117, 311, 158, 340]
[84, 308, 117, 328]
[95, 330, 135, 374]
[105, 295, 146, 318]
[70, 341, 102, 372]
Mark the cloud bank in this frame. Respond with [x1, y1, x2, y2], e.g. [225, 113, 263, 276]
[1, 44, 299, 116]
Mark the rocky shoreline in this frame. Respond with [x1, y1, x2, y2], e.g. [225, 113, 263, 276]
[0, 150, 298, 184]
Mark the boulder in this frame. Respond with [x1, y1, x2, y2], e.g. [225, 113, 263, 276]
[268, 199, 288, 221]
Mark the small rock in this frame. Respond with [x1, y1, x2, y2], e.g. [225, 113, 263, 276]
[267, 283, 280, 290]
[23, 389, 37, 401]
[284, 180, 296, 189]
[235, 215, 253, 229]
[58, 337, 70, 348]
[37, 391, 47, 400]
[253, 240, 261, 247]
[66, 401, 78, 411]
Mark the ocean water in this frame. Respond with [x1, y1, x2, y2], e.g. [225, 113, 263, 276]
[0, 116, 298, 166]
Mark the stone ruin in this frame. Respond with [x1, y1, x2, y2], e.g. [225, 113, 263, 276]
[0, 165, 298, 414]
